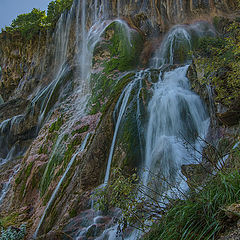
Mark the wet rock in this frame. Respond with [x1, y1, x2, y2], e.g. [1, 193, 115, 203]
[0, 98, 29, 123]
[217, 103, 240, 126]
[187, 60, 210, 108]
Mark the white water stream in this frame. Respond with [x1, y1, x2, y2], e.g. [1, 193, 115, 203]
[33, 133, 90, 238]
[143, 65, 209, 195]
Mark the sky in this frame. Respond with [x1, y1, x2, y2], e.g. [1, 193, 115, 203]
[0, 0, 52, 30]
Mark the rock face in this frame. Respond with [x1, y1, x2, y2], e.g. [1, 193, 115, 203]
[0, 0, 239, 239]
[0, 0, 237, 102]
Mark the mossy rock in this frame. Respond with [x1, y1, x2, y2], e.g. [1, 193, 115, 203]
[40, 134, 82, 197]
[111, 70, 153, 173]
[89, 20, 144, 115]
[103, 20, 143, 72]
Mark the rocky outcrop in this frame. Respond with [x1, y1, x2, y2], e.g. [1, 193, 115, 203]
[0, 32, 48, 101]
[0, 0, 238, 103]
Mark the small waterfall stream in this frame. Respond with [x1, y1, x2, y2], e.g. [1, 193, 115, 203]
[33, 133, 90, 238]
[104, 79, 138, 185]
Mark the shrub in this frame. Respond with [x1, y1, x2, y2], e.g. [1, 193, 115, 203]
[2, 0, 74, 38]
[6, 8, 46, 39]
[144, 169, 240, 240]
[194, 20, 240, 106]
[46, 0, 73, 26]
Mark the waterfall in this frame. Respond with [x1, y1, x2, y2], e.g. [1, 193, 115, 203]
[0, 0, 219, 237]
[32, 5, 76, 126]
[104, 79, 138, 185]
[142, 24, 210, 199]
[143, 65, 209, 195]
[151, 22, 215, 67]
[33, 5, 115, 237]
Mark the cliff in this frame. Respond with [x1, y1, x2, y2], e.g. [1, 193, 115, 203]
[0, 0, 239, 239]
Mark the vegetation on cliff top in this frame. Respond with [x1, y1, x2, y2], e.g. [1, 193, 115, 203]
[1, 0, 73, 39]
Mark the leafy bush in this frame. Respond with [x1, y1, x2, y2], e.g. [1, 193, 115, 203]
[95, 138, 240, 239]
[0, 224, 26, 240]
[94, 168, 167, 232]
[144, 169, 240, 240]
[5, 8, 46, 39]
[46, 0, 73, 25]
[194, 19, 240, 106]
[2, 0, 74, 38]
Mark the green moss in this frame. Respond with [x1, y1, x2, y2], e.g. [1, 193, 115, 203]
[15, 162, 34, 199]
[40, 135, 82, 197]
[71, 125, 89, 136]
[49, 116, 63, 133]
[0, 212, 20, 228]
[40, 152, 64, 196]
[105, 21, 143, 72]
[88, 21, 143, 115]
[43, 190, 53, 206]
[45, 206, 58, 234]
[38, 145, 48, 154]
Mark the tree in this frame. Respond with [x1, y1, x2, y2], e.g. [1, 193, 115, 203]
[5, 8, 46, 39]
[46, 0, 73, 25]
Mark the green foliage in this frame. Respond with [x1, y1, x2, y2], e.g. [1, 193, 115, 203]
[0, 224, 26, 240]
[94, 168, 137, 212]
[95, 139, 240, 239]
[46, 0, 73, 25]
[94, 168, 158, 231]
[144, 170, 240, 240]
[5, 8, 46, 39]
[2, 0, 73, 38]
[194, 20, 240, 106]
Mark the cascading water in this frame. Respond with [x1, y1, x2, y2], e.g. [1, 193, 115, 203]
[104, 78, 139, 185]
[143, 65, 209, 195]
[32, 2, 78, 126]
[151, 22, 215, 67]
[142, 23, 212, 197]
[33, 3, 129, 238]
[96, 23, 212, 240]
